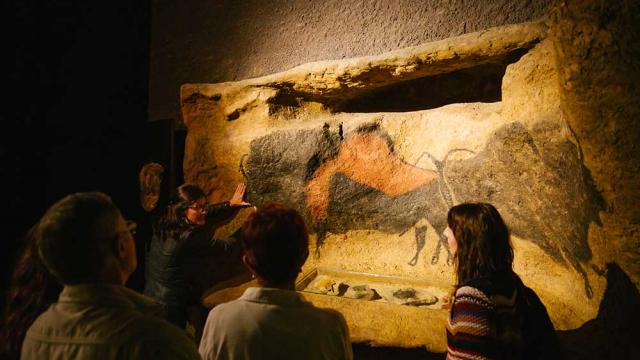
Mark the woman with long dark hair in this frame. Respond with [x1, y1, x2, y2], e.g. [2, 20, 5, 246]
[144, 182, 250, 331]
[444, 203, 562, 360]
[0, 227, 62, 360]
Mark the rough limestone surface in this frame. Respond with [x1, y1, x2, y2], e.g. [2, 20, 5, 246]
[545, 1, 640, 358]
[150, 0, 552, 121]
[548, 0, 640, 288]
[183, 16, 637, 352]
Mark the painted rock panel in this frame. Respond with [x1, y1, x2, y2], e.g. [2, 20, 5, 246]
[180, 22, 626, 346]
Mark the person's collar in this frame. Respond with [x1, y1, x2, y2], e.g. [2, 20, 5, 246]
[240, 287, 307, 306]
[59, 283, 162, 315]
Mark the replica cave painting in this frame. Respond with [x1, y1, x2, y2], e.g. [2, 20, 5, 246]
[241, 120, 604, 298]
[180, 18, 640, 346]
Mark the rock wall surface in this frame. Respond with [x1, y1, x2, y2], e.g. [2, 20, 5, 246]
[547, 1, 640, 358]
[549, 0, 640, 289]
[181, 3, 639, 352]
[150, 0, 551, 121]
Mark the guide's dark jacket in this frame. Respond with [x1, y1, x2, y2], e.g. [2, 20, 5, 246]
[144, 201, 241, 328]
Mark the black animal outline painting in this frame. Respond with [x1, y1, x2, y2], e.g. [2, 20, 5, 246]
[405, 148, 476, 266]
[242, 120, 604, 297]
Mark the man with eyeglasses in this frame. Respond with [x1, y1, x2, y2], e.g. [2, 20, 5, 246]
[21, 192, 200, 360]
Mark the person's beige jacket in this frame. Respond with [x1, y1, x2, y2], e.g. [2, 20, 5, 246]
[21, 283, 200, 360]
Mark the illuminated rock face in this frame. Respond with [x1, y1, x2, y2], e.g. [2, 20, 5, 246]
[181, 12, 639, 351]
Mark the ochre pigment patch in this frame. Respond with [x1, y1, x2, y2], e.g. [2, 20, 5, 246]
[306, 130, 439, 222]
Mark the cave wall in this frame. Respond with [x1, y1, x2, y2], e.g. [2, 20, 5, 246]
[548, 0, 640, 292]
[150, 0, 551, 121]
[547, 2, 640, 356]
[178, 0, 639, 353]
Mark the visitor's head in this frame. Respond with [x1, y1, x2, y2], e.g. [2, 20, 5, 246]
[240, 204, 309, 288]
[36, 192, 137, 285]
[174, 183, 207, 226]
[444, 202, 513, 285]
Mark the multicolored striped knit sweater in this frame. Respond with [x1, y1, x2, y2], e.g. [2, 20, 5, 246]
[446, 285, 501, 360]
[445, 273, 562, 360]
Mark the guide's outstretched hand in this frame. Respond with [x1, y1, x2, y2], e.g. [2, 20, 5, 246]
[229, 183, 252, 208]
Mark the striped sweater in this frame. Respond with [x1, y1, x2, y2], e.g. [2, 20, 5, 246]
[446, 286, 498, 360]
[446, 274, 561, 360]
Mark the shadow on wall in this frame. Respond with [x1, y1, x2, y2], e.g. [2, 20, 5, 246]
[558, 263, 640, 359]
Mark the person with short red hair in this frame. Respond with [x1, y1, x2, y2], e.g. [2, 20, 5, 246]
[199, 204, 353, 360]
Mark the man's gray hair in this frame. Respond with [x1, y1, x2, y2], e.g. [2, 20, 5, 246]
[36, 192, 120, 284]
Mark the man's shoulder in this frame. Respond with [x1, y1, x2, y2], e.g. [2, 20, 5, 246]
[24, 307, 199, 360]
[23, 306, 55, 336]
[30, 305, 186, 339]
[210, 296, 346, 325]
[207, 298, 242, 316]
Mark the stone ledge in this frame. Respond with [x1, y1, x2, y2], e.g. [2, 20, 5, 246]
[181, 20, 546, 110]
[202, 280, 449, 351]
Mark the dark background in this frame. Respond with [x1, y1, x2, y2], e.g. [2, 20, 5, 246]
[2, 0, 155, 301]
